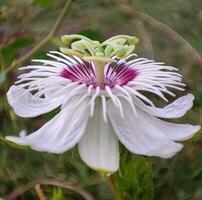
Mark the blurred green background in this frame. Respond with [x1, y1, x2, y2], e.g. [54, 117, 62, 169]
[0, 0, 202, 199]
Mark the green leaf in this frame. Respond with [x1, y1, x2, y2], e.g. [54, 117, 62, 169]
[35, 0, 54, 7]
[116, 149, 154, 200]
[194, 87, 202, 107]
[0, 95, 8, 111]
[51, 187, 64, 200]
[2, 37, 35, 66]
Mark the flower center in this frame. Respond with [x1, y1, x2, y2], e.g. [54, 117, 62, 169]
[60, 58, 138, 89]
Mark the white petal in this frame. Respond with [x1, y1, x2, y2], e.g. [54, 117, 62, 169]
[6, 96, 90, 153]
[107, 99, 183, 158]
[146, 115, 201, 141]
[6, 135, 28, 146]
[78, 99, 119, 173]
[133, 93, 195, 119]
[7, 85, 66, 118]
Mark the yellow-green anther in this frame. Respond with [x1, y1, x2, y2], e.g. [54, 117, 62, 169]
[61, 34, 95, 45]
[104, 42, 122, 51]
[104, 45, 114, 57]
[102, 38, 126, 46]
[123, 45, 136, 57]
[81, 40, 97, 55]
[102, 35, 134, 43]
[59, 47, 84, 58]
[71, 41, 87, 55]
[61, 35, 72, 45]
[115, 38, 127, 45]
[94, 46, 104, 57]
[60, 34, 139, 60]
[129, 36, 139, 45]
[93, 41, 100, 45]
[117, 48, 127, 58]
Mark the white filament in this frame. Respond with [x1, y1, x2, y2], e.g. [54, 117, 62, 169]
[14, 51, 186, 122]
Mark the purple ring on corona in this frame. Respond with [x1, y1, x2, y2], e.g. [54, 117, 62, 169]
[60, 56, 138, 89]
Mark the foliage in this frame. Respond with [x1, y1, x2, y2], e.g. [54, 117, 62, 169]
[116, 151, 153, 200]
[51, 188, 64, 200]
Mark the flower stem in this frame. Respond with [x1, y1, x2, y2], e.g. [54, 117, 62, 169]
[0, 47, 5, 72]
[106, 174, 126, 200]
[4, 0, 73, 75]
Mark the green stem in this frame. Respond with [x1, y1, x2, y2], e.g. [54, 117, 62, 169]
[4, 0, 73, 75]
[0, 47, 5, 72]
[106, 174, 126, 200]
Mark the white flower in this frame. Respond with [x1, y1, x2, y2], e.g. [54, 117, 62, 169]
[6, 51, 200, 173]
